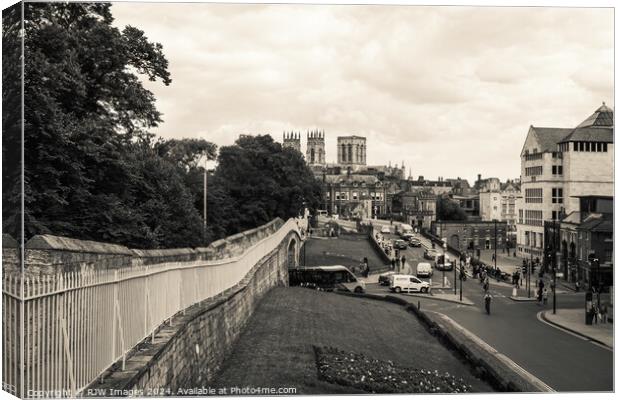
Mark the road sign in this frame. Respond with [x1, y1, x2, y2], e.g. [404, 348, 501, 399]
[556, 272, 564, 278]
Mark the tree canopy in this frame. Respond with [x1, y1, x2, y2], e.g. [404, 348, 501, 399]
[436, 196, 468, 221]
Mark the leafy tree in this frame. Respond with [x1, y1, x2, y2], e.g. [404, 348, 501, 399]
[208, 135, 322, 238]
[1, 2, 211, 248]
[436, 196, 467, 221]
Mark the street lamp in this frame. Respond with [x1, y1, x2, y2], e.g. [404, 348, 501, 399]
[203, 158, 208, 245]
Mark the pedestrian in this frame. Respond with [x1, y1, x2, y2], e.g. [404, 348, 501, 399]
[575, 280, 580, 292]
[391, 257, 396, 270]
[484, 293, 492, 315]
[483, 277, 489, 292]
[601, 303, 608, 324]
[542, 287, 548, 305]
[363, 257, 369, 278]
[592, 305, 599, 324]
[401, 255, 406, 267]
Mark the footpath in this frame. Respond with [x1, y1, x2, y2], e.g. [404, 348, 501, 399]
[541, 308, 613, 349]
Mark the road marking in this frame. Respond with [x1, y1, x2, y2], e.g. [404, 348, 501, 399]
[536, 311, 613, 352]
[429, 311, 555, 392]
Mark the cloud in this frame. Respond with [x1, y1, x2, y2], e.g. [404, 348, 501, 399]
[111, 3, 613, 183]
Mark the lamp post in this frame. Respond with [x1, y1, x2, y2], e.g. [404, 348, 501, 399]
[203, 158, 208, 245]
[493, 219, 498, 272]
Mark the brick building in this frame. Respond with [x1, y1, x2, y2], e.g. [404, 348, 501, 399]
[391, 190, 437, 229]
[431, 220, 509, 252]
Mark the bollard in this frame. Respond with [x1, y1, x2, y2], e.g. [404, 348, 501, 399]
[512, 287, 517, 298]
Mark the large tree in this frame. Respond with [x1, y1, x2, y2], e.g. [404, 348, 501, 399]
[207, 135, 322, 239]
[2, 2, 212, 248]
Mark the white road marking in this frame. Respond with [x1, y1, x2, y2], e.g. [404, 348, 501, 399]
[536, 311, 613, 352]
[429, 311, 556, 392]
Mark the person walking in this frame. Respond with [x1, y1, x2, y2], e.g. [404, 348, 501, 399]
[484, 293, 492, 315]
[362, 257, 369, 278]
[401, 255, 406, 269]
[391, 257, 396, 271]
[483, 276, 489, 292]
[538, 279, 545, 303]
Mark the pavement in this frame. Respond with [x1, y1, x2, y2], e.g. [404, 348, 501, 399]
[540, 308, 613, 349]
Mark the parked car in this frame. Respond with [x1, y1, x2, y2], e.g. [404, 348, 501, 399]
[393, 239, 408, 250]
[378, 271, 396, 286]
[380, 226, 391, 234]
[401, 232, 415, 241]
[389, 274, 430, 293]
[416, 262, 433, 277]
[408, 238, 422, 247]
[424, 248, 438, 260]
[435, 257, 454, 271]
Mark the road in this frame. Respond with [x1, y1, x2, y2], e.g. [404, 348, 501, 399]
[365, 227, 613, 392]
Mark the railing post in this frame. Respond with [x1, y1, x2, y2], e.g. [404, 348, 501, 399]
[60, 317, 76, 397]
[111, 271, 118, 366]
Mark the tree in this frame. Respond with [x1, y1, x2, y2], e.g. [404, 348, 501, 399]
[436, 196, 467, 221]
[208, 135, 322, 238]
[2, 2, 214, 248]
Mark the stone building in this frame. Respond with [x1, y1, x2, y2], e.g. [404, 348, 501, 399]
[337, 136, 366, 165]
[516, 103, 614, 259]
[306, 130, 326, 165]
[479, 180, 521, 230]
[431, 220, 508, 252]
[282, 131, 301, 153]
[391, 190, 437, 229]
[321, 173, 388, 218]
[545, 195, 613, 285]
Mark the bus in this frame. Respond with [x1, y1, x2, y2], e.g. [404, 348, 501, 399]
[289, 266, 366, 293]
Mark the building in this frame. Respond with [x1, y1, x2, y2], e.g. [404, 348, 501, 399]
[479, 179, 521, 229]
[431, 220, 508, 252]
[321, 173, 388, 218]
[282, 131, 301, 153]
[391, 190, 437, 229]
[452, 194, 480, 218]
[516, 103, 614, 259]
[408, 176, 453, 195]
[337, 136, 366, 165]
[545, 195, 613, 286]
[306, 130, 326, 165]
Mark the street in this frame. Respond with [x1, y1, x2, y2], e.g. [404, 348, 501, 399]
[365, 226, 613, 391]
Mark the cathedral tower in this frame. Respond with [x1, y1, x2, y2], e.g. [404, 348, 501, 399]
[306, 129, 326, 165]
[282, 131, 301, 153]
[337, 136, 366, 166]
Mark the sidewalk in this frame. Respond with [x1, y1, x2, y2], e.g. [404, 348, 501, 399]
[541, 308, 613, 349]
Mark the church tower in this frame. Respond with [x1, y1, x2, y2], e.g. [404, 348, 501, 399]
[306, 129, 326, 165]
[282, 131, 301, 153]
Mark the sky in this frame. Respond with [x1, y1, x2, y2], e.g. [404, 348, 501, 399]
[111, 2, 614, 184]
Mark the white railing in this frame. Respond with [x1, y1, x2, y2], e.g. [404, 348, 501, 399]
[2, 219, 300, 398]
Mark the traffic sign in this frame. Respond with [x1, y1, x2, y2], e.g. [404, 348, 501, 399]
[556, 272, 564, 278]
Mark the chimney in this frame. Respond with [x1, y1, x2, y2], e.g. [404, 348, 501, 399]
[478, 174, 482, 182]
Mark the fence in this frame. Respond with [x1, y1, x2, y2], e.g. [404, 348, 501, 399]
[2, 218, 300, 398]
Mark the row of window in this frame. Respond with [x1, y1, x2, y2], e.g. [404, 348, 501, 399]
[518, 210, 543, 226]
[329, 191, 384, 201]
[524, 188, 543, 203]
[525, 166, 543, 176]
[557, 141, 609, 152]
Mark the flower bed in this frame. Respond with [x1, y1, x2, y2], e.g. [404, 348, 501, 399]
[315, 346, 473, 394]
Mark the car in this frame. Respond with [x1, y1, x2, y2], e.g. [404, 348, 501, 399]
[435, 257, 454, 271]
[416, 262, 433, 277]
[423, 249, 437, 260]
[408, 238, 422, 247]
[380, 226, 391, 234]
[378, 271, 396, 286]
[393, 239, 408, 250]
[389, 274, 430, 293]
[401, 232, 415, 241]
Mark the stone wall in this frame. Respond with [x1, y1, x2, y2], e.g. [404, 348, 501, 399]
[2, 218, 286, 277]
[86, 230, 298, 396]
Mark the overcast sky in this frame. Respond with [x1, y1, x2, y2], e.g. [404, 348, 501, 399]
[112, 2, 613, 183]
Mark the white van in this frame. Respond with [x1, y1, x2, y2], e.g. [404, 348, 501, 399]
[416, 262, 433, 278]
[389, 274, 430, 293]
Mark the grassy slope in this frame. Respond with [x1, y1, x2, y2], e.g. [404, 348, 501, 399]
[303, 234, 388, 273]
[211, 287, 494, 394]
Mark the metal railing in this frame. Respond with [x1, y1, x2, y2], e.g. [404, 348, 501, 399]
[2, 219, 300, 398]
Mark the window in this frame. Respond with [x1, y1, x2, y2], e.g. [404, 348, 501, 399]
[552, 210, 558, 220]
[352, 192, 358, 200]
[525, 188, 543, 203]
[597, 142, 602, 152]
[603, 143, 608, 152]
[326, 191, 330, 199]
[552, 188, 563, 204]
[573, 142, 578, 151]
[552, 165, 563, 175]
[518, 209, 523, 224]
[524, 210, 543, 226]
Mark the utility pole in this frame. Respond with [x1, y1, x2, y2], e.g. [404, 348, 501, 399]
[203, 159, 208, 245]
